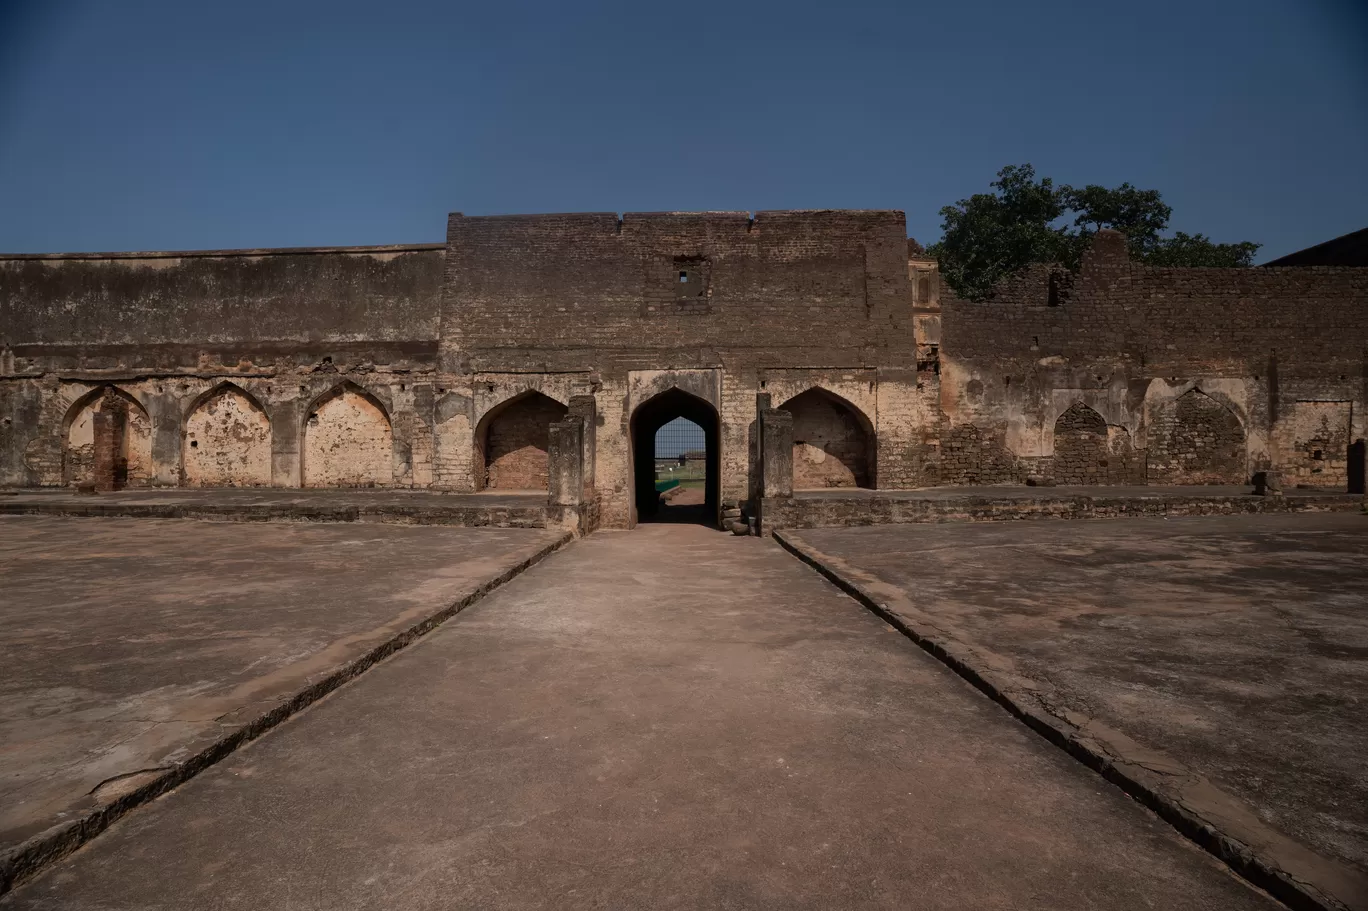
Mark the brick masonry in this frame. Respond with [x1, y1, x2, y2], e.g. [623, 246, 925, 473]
[2, 222, 1365, 523]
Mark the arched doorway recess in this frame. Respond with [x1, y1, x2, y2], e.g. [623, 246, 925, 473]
[630, 387, 720, 526]
[475, 391, 569, 491]
[779, 387, 876, 489]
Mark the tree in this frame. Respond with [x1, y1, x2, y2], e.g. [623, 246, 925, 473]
[928, 165, 1261, 300]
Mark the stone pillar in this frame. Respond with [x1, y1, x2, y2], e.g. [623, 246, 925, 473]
[548, 416, 584, 508]
[568, 394, 596, 493]
[761, 407, 793, 499]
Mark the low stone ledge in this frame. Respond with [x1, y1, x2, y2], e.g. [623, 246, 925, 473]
[759, 489, 1363, 534]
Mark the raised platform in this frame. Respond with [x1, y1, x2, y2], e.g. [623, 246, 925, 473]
[0, 488, 551, 527]
[763, 484, 1363, 531]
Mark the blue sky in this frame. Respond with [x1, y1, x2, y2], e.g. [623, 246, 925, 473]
[1, 0, 1365, 260]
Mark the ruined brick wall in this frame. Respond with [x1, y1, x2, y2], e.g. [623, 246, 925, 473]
[0, 245, 443, 489]
[438, 211, 914, 524]
[65, 388, 154, 487]
[1147, 389, 1247, 484]
[940, 230, 1368, 488]
[1051, 403, 1144, 485]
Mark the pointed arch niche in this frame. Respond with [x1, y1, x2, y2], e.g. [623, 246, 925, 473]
[183, 383, 273, 487]
[302, 383, 394, 488]
[1148, 388, 1246, 484]
[64, 386, 153, 488]
[779, 387, 876, 489]
[475, 390, 569, 491]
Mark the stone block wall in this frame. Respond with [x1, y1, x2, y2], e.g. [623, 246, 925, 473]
[3, 218, 1364, 513]
[937, 230, 1368, 488]
[0, 244, 445, 490]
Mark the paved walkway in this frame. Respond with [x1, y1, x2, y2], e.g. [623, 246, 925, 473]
[3, 526, 1274, 910]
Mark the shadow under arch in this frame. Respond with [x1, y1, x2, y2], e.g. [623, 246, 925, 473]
[473, 389, 569, 491]
[630, 386, 720, 526]
[778, 386, 877, 489]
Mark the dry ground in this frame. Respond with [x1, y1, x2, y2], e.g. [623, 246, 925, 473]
[785, 513, 1368, 877]
[0, 517, 563, 857]
[1, 524, 1274, 910]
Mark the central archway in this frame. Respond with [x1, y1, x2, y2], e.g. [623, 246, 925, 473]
[630, 387, 720, 526]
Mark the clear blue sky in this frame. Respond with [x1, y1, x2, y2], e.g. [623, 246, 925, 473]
[2, 0, 1365, 261]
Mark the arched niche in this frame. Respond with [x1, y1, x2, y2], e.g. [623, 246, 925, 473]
[183, 383, 273, 487]
[1052, 402, 1140, 485]
[302, 383, 394, 488]
[779, 387, 876, 489]
[474, 390, 568, 491]
[64, 386, 153, 488]
[1148, 388, 1246, 484]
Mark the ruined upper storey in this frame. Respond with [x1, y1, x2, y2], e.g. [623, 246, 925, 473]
[439, 210, 915, 372]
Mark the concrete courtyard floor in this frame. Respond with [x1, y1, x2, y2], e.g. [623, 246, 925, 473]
[782, 514, 1368, 904]
[0, 517, 566, 871]
[3, 524, 1275, 910]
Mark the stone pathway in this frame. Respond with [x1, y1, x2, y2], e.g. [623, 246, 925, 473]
[3, 526, 1276, 910]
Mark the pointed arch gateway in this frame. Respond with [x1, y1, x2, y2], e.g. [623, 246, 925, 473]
[779, 387, 876, 489]
[63, 385, 154, 488]
[183, 383, 273, 487]
[474, 390, 569, 491]
[630, 387, 720, 525]
[303, 382, 394, 488]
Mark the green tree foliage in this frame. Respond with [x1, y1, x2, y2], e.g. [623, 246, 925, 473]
[928, 165, 1261, 300]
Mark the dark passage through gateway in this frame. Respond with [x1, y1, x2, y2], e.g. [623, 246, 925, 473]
[631, 388, 719, 526]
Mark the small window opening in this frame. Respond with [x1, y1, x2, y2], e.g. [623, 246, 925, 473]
[679, 271, 689, 283]
[1313, 449, 1324, 460]
[190, 440, 198, 448]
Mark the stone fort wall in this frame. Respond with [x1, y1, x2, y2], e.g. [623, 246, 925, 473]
[2, 216, 1365, 522]
[937, 231, 1368, 490]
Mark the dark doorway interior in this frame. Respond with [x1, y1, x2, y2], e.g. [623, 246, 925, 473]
[631, 388, 720, 526]
[1350, 439, 1366, 495]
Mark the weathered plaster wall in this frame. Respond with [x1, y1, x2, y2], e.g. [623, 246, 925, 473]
[938, 231, 1368, 487]
[183, 385, 272, 487]
[303, 387, 394, 488]
[0, 245, 443, 489]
